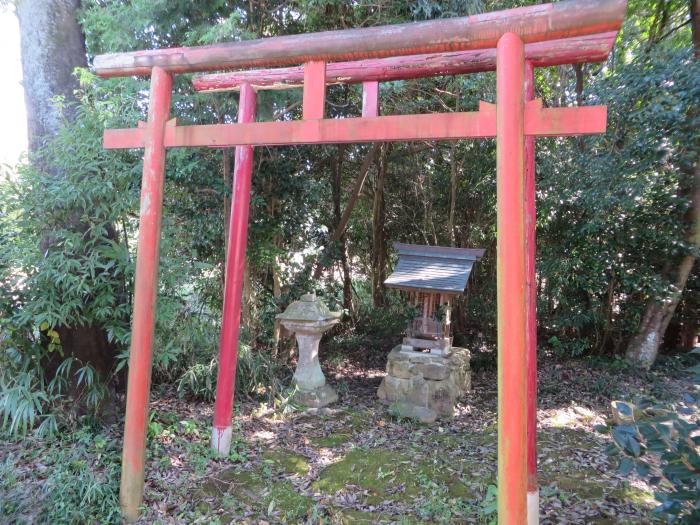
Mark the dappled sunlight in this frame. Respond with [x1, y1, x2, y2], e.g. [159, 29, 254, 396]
[540, 404, 606, 431]
[251, 430, 276, 441]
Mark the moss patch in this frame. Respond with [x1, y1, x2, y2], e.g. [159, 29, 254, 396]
[610, 484, 656, 507]
[331, 508, 425, 524]
[265, 481, 314, 521]
[343, 409, 370, 431]
[198, 468, 314, 521]
[262, 449, 310, 476]
[310, 433, 351, 448]
[199, 469, 266, 499]
[312, 447, 472, 504]
[551, 476, 605, 500]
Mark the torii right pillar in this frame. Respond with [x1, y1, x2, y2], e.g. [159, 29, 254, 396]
[496, 32, 528, 524]
[495, 29, 607, 525]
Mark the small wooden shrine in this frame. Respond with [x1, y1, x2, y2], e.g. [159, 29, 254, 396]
[384, 243, 485, 355]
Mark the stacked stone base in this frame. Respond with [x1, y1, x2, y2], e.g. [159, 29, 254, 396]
[377, 345, 470, 423]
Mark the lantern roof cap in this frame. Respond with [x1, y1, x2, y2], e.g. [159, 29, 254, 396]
[276, 293, 342, 323]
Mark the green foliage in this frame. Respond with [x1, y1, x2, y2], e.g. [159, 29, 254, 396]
[0, 345, 110, 438]
[538, 45, 700, 355]
[606, 357, 700, 523]
[0, 427, 121, 524]
[175, 341, 285, 402]
[2, 77, 139, 345]
[324, 290, 414, 359]
[2, 0, 698, 445]
[0, 75, 139, 435]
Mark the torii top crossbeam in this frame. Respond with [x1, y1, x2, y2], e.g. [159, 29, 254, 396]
[94, 0, 625, 77]
[97, 1, 627, 523]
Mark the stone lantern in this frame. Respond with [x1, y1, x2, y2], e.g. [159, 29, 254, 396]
[276, 293, 341, 408]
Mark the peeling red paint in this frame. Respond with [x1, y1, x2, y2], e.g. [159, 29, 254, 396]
[93, 0, 626, 77]
[212, 83, 257, 440]
[103, 103, 606, 149]
[302, 61, 327, 120]
[192, 32, 617, 92]
[120, 66, 172, 522]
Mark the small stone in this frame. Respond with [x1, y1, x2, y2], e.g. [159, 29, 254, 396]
[381, 374, 426, 403]
[417, 362, 450, 381]
[388, 358, 417, 379]
[377, 381, 387, 401]
[426, 379, 457, 416]
[405, 352, 440, 364]
[391, 402, 438, 424]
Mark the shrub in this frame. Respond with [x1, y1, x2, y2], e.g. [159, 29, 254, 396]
[606, 355, 700, 523]
[175, 341, 286, 403]
[0, 427, 121, 524]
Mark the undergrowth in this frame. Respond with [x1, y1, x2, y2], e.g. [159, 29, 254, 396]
[0, 426, 121, 524]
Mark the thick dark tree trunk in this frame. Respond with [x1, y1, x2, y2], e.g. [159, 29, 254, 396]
[626, 0, 700, 367]
[17, 1, 120, 385]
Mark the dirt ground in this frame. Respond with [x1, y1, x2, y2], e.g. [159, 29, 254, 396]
[1, 354, 694, 524]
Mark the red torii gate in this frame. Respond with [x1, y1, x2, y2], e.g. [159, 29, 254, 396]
[95, 0, 627, 522]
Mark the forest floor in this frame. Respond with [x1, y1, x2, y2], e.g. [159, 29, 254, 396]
[0, 352, 695, 524]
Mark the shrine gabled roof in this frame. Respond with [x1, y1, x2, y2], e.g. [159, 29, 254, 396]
[384, 243, 485, 295]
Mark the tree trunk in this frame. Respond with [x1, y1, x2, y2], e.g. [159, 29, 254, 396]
[679, 318, 699, 349]
[328, 145, 354, 312]
[17, 1, 122, 386]
[17, 0, 86, 153]
[424, 152, 438, 245]
[448, 143, 459, 247]
[626, 0, 700, 367]
[448, 85, 462, 247]
[312, 143, 380, 279]
[371, 144, 388, 307]
[625, 254, 696, 366]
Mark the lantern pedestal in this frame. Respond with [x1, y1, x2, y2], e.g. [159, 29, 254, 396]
[294, 383, 338, 408]
[291, 330, 338, 408]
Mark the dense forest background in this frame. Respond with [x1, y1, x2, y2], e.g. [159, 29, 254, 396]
[1, 0, 699, 433]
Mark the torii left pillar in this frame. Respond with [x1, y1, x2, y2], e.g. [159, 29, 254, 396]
[120, 66, 172, 522]
[211, 83, 258, 455]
